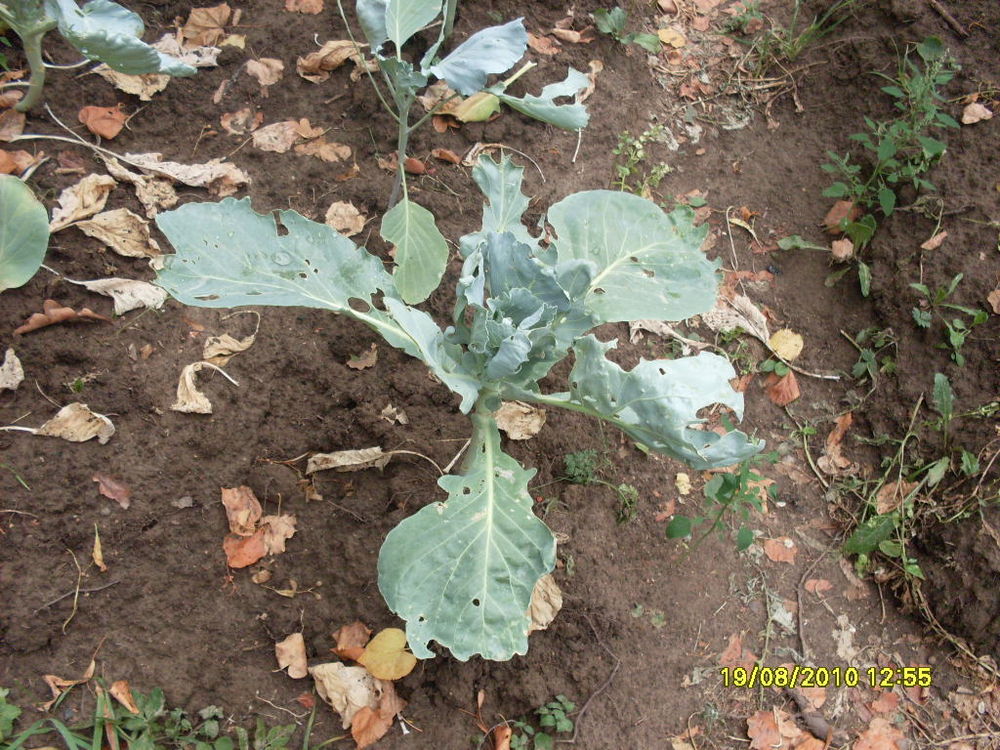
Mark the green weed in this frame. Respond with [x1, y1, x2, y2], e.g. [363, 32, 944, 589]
[563, 450, 641, 524]
[611, 126, 671, 195]
[510, 695, 576, 750]
[910, 273, 988, 366]
[593, 7, 661, 53]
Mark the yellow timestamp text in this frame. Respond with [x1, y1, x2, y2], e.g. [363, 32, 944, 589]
[720, 665, 933, 689]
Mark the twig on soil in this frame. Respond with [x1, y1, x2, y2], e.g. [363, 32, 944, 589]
[784, 409, 830, 490]
[927, 0, 968, 37]
[255, 692, 309, 719]
[0, 508, 38, 517]
[795, 545, 836, 662]
[61, 548, 84, 632]
[555, 614, 621, 745]
[35, 579, 120, 613]
[34, 379, 63, 408]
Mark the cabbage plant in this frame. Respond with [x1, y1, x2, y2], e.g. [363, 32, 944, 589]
[0, 0, 194, 112]
[154, 156, 761, 661]
[0, 174, 48, 292]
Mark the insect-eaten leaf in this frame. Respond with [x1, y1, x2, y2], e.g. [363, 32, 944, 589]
[78, 105, 126, 139]
[495, 401, 546, 440]
[49, 174, 117, 231]
[357, 628, 417, 681]
[275, 632, 309, 679]
[0, 348, 24, 391]
[0, 175, 49, 292]
[93, 472, 132, 508]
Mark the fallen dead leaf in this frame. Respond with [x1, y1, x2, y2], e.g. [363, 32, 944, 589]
[74, 208, 162, 258]
[34, 403, 115, 444]
[221, 485, 262, 536]
[838, 557, 870, 599]
[246, 58, 285, 92]
[495, 401, 546, 440]
[380, 404, 408, 424]
[67, 277, 167, 315]
[101, 157, 178, 217]
[78, 105, 126, 139]
[152, 34, 220, 68]
[252, 120, 312, 153]
[875, 480, 919, 514]
[831, 237, 854, 261]
[493, 725, 513, 750]
[528, 573, 562, 633]
[854, 717, 906, 750]
[0, 148, 40, 175]
[120, 152, 248, 198]
[658, 27, 686, 47]
[0, 109, 26, 141]
[261, 514, 297, 554]
[40, 661, 96, 711]
[430, 147, 461, 164]
[869, 691, 900, 714]
[746, 710, 780, 749]
[171, 361, 237, 414]
[295, 138, 352, 162]
[182, 3, 231, 47]
[763, 537, 798, 564]
[0, 90, 24, 109]
[675, 472, 692, 495]
[527, 32, 560, 55]
[804, 578, 833, 595]
[961, 101, 992, 124]
[285, 0, 322, 12]
[94, 67, 170, 100]
[14, 299, 111, 335]
[50, 174, 117, 231]
[550, 26, 595, 44]
[357, 628, 417, 681]
[823, 200, 860, 233]
[93, 473, 131, 508]
[223, 528, 267, 567]
[719, 632, 758, 671]
[988, 289, 1000, 314]
[309, 662, 380, 728]
[920, 230, 948, 250]
[351, 681, 406, 749]
[276, 632, 309, 679]
[0, 348, 24, 391]
[307, 447, 392, 474]
[764, 371, 800, 406]
[92, 525, 107, 571]
[333, 620, 372, 661]
[220, 108, 263, 135]
[817, 413, 855, 475]
[203, 332, 255, 366]
[107, 680, 138, 714]
[346, 343, 378, 370]
[296, 40, 360, 83]
[768, 329, 803, 361]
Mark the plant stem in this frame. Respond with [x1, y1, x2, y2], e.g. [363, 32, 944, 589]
[443, 0, 458, 38]
[14, 28, 52, 112]
[388, 90, 414, 207]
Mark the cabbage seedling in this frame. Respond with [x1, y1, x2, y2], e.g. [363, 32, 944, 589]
[154, 155, 761, 661]
[0, 0, 194, 112]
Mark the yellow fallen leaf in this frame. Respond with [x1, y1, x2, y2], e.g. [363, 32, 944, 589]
[357, 628, 417, 680]
[657, 27, 686, 47]
[768, 329, 804, 361]
[92, 524, 107, 572]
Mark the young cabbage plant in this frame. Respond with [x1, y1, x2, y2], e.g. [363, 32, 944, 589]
[154, 155, 761, 662]
[0, 174, 49, 292]
[338, 0, 590, 303]
[0, 0, 195, 112]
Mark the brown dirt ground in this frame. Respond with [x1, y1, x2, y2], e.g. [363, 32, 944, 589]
[2, 0, 999, 747]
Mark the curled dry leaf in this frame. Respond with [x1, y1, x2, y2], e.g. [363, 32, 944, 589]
[39, 661, 96, 711]
[93, 67, 170, 100]
[101, 157, 178, 217]
[309, 662, 380, 729]
[275, 632, 309, 679]
[702, 294, 770, 341]
[261, 514, 297, 554]
[550, 26, 595, 44]
[0, 347, 24, 391]
[357, 628, 417, 681]
[171, 362, 237, 414]
[221, 485, 262, 535]
[746, 710, 781, 750]
[294, 138, 352, 162]
[307, 447, 392, 474]
[430, 148, 461, 164]
[658, 27, 686, 47]
[223, 528, 267, 567]
[764, 371, 800, 406]
[78, 105, 126, 139]
[75, 208, 162, 258]
[817, 412, 854, 475]
[182, 3, 231, 47]
[527, 32, 560, 55]
[50, 174, 117, 231]
[763, 536, 798, 564]
[831, 237, 854, 261]
[14, 299, 111, 335]
[93, 473, 132, 508]
[346, 342, 378, 370]
[528, 573, 562, 633]
[245, 58, 285, 92]
[987, 289, 1000, 314]
[152, 34, 220, 68]
[109, 681, 139, 714]
[220, 108, 263, 135]
[874, 480, 919, 514]
[768, 329, 803, 361]
[0, 89, 25, 109]
[380, 404, 408, 424]
[351, 681, 406, 750]
[0, 109, 26, 141]
[854, 717, 906, 750]
[92, 526, 107, 571]
[495, 401, 546, 440]
[68, 278, 168, 315]
[920, 230, 948, 251]
[36, 403, 115, 444]
[0, 148, 40, 175]
[333, 620, 372, 661]
[203, 332, 255, 366]
[297, 40, 359, 83]
[252, 120, 315, 153]
[719, 632, 758, 671]
[122, 152, 248, 198]
[961, 101, 992, 124]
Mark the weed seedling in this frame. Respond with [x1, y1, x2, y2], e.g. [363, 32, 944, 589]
[593, 7, 661, 53]
[510, 695, 576, 750]
[562, 450, 641, 524]
[910, 273, 988, 365]
[844, 327, 897, 388]
[611, 125, 671, 196]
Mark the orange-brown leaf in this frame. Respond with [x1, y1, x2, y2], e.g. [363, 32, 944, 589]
[78, 105, 126, 139]
[284, 0, 322, 13]
[221, 486, 262, 536]
[93, 473, 132, 509]
[765, 371, 800, 406]
[804, 578, 833, 595]
[430, 148, 461, 164]
[351, 681, 407, 749]
[223, 529, 267, 568]
[109, 680, 139, 713]
[332, 620, 372, 661]
[14, 299, 111, 335]
[527, 32, 561, 55]
[763, 537, 798, 564]
[746, 711, 780, 749]
[823, 200, 860, 233]
[719, 632, 757, 671]
[492, 725, 513, 750]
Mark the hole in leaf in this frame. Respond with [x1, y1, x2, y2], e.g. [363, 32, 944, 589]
[629, 256, 639, 263]
[298, 272, 307, 279]
[462, 487, 472, 495]
[593, 287, 606, 295]
[472, 598, 481, 607]
[642, 269, 655, 278]
[418, 616, 426, 623]
[275, 217, 289, 236]
[348, 298, 371, 313]
[196, 294, 220, 301]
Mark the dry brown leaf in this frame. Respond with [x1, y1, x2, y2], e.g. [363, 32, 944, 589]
[875, 480, 919, 514]
[403, 156, 429, 174]
[495, 401, 546, 440]
[120, 152, 248, 198]
[528, 573, 562, 633]
[69, 278, 167, 315]
[275, 633, 309, 679]
[658, 0, 678, 11]
[285, 0, 322, 12]
[0, 148, 39, 175]
[854, 717, 906, 750]
[0, 348, 24, 391]
[550, 26, 595, 44]
[75, 208, 162, 258]
[93, 473, 132, 508]
[261, 514, 297, 554]
[0, 89, 24, 109]
[823, 200, 860, 233]
[346, 343, 378, 370]
[336, 163, 361, 181]
[746, 711, 781, 749]
[182, 4, 231, 47]
[988, 289, 1000, 314]
[430, 147, 461, 164]
[295, 138, 352, 162]
[309, 662, 380, 729]
[719, 632, 758, 671]
[35, 403, 115, 444]
[380, 403, 408, 424]
[78, 105, 126, 139]
[40, 661, 96, 711]
[804, 578, 833, 595]
[101, 157, 178, 217]
[357, 628, 417, 681]
[352, 681, 406, 749]
[838, 558, 870, 600]
[799, 685, 827, 710]
[108, 681, 138, 713]
[658, 27, 686, 47]
[171, 362, 236, 414]
[961, 101, 992, 124]
[92, 525, 107, 571]
[763, 536, 798, 564]
[307, 447, 392, 474]
[223, 528, 267, 567]
[50, 174, 117, 231]
[764, 371, 800, 406]
[0, 109, 26, 141]
[869, 691, 900, 714]
[14, 299, 111, 335]
[333, 620, 372, 661]
[221, 486, 262, 535]
[252, 121, 306, 153]
[831, 237, 854, 261]
[527, 32, 560, 55]
[246, 58, 284, 91]
[203, 332, 255, 366]
[296, 40, 360, 82]
[220, 108, 263, 135]
[94, 67, 170, 99]
[768, 329, 803, 361]
[817, 413, 854, 475]
[920, 230, 948, 250]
